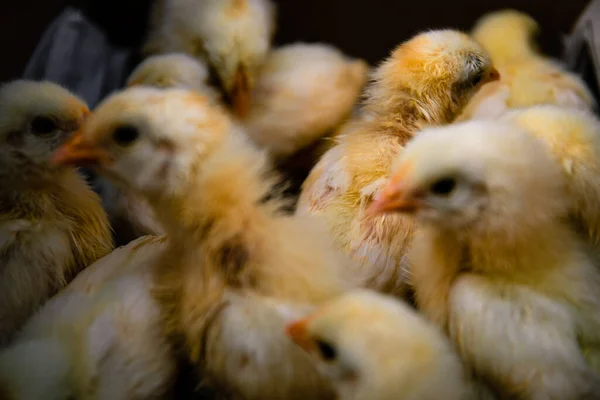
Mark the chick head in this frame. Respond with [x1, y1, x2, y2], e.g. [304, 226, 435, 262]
[52, 87, 234, 199]
[190, 0, 276, 117]
[127, 53, 212, 93]
[285, 290, 467, 400]
[368, 30, 499, 125]
[368, 120, 568, 239]
[472, 9, 540, 64]
[0, 80, 89, 174]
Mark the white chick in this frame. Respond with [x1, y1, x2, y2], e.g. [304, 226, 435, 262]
[369, 120, 600, 399]
[0, 80, 113, 345]
[285, 289, 494, 400]
[52, 87, 363, 400]
[0, 235, 176, 400]
[145, 0, 276, 117]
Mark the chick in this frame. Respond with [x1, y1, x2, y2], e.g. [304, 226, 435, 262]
[52, 87, 361, 400]
[127, 53, 221, 101]
[369, 121, 600, 399]
[0, 235, 176, 400]
[243, 43, 369, 160]
[0, 80, 113, 345]
[285, 289, 491, 400]
[459, 10, 595, 120]
[501, 105, 600, 246]
[105, 52, 224, 241]
[145, 0, 276, 117]
[297, 30, 498, 296]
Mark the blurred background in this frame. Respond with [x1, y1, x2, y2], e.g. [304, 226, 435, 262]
[0, 0, 592, 82]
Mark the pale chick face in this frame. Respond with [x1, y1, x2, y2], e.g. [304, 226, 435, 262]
[371, 30, 499, 122]
[52, 87, 232, 200]
[369, 121, 569, 238]
[0, 80, 89, 175]
[285, 290, 462, 400]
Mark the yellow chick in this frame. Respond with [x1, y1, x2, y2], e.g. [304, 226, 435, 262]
[145, 0, 276, 117]
[53, 87, 361, 400]
[501, 105, 600, 246]
[285, 289, 494, 400]
[459, 10, 595, 120]
[0, 235, 176, 400]
[243, 43, 369, 160]
[369, 120, 600, 399]
[297, 30, 498, 297]
[127, 53, 221, 101]
[0, 80, 113, 346]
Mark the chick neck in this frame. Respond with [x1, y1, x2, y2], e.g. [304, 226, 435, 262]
[362, 84, 457, 142]
[149, 132, 282, 247]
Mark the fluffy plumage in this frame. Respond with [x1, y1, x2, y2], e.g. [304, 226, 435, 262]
[370, 121, 600, 398]
[0, 80, 113, 345]
[501, 105, 600, 246]
[297, 30, 498, 296]
[0, 235, 176, 400]
[145, 0, 276, 116]
[286, 289, 491, 400]
[53, 87, 361, 400]
[459, 10, 595, 120]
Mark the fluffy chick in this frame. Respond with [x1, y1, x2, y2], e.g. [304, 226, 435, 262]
[145, 0, 276, 117]
[243, 43, 369, 160]
[0, 235, 176, 400]
[285, 289, 490, 400]
[501, 105, 600, 252]
[0, 80, 113, 345]
[297, 30, 498, 296]
[370, 121, 600, 398]
[127, 53, 221, 101]
[53, 87, 361, 400]
[459, 10, 595, 120]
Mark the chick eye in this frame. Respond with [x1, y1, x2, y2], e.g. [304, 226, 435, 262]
[430, 177, 456, 196]
[470, 71, 484, 87]
[315, 339, 337, 361]
[112, 125, 139, 146]
[31, 116, 57, 136]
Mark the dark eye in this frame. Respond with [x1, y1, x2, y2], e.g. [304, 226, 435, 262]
[430, 177, 456, 196]
[112, 125, 139, 146]
[31, 116, 57, 136]
[315, 339, 337, 361]
[470, 71, 484, 87]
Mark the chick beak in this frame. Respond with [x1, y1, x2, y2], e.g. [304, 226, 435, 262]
[231, 65, 251, 119]
[367, 173, 424, 217]
[52, 131, 110, 167]
[285, 319, 313, 353]
[485, 67, 501, 83]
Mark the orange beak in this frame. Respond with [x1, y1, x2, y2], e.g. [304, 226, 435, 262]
[51, 131, 111, 167]
[231, 65, 251, 119]
[485, 67, 501, 83]
[285, 319, 314, 353]
[367, 168, 423, 216]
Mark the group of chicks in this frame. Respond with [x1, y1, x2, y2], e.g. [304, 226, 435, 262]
[0, 1, 599, 399]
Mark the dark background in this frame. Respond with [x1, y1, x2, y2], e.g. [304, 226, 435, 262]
[0, 0, 592, 82]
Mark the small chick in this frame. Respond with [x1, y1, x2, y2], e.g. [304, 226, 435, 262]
[127, 53, 221, 101]
[243, 43, 369, 160]
[53, 87, 361, 400]
[501, 105, 600, 250]
[285, 289, 487, 400]
[459, 10, 595, 120]
[0, 235, 176, 400]
[370, 121, 600, 399]
[145, 0, 276, 117]
[297, 30, 498, 296]
[0, 80, 113, 345]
